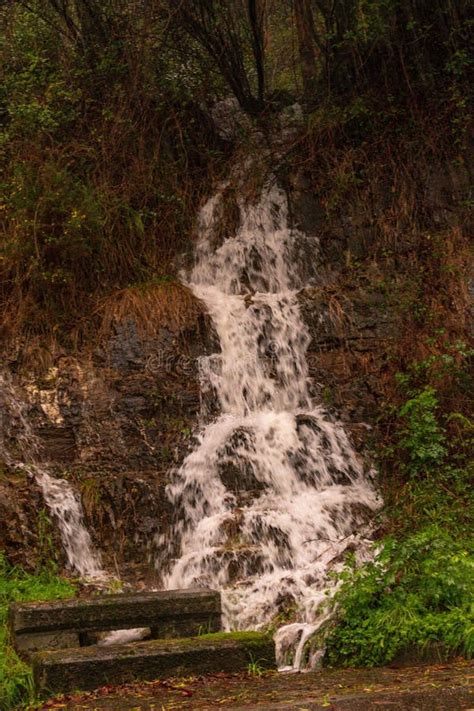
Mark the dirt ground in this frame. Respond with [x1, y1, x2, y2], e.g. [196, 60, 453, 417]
[36, 659, 474, 710]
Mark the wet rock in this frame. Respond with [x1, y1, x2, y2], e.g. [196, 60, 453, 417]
[36, 425, 76, 462]
[217, 428, 267, 493]
[296, 286, 395, 425]
[0, 474, 63, 571]
[202, 546, 266, 583]
[210, 97, 252, 142]
[1, 305, 213, 575]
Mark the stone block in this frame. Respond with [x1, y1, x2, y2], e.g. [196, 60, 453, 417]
[14, 630, 80, 655]
[33, 632, 276, 694]
[9, 588, 221, 652]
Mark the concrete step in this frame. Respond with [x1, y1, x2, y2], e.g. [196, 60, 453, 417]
[9, 588, 221, 654]
[32, 631, 276, 695]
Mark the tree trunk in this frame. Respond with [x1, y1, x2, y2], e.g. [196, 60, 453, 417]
[248, 0, 266, 105]
[294, 0, 318, 106]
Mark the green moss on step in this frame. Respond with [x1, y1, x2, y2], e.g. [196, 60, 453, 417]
[197, 631, 271, 644]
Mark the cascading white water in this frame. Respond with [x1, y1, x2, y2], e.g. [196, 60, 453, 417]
[0, 371, 106, 580]
[158, 180, 380, 669]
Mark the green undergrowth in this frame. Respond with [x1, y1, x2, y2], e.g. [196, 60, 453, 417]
[0, 554, 75, 710]
[324, 341, 474, 667]
[325, 524, 473, 667]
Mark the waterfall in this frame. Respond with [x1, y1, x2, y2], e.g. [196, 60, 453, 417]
[0, 371, 106, 581]
[158, 180, 381, 669]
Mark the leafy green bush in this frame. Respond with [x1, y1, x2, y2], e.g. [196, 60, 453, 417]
[325, 526, 474, 667]
[0, 554, 75, 710]
[398, 386, 447, 475]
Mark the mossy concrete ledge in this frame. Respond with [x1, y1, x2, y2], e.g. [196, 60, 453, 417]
[9, 588, 221, 654]
[32, 631, 276, 695]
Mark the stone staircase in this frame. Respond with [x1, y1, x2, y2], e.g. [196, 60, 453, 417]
[9, 589, 275, 696]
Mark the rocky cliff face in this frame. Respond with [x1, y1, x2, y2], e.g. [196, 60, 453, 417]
[1, 146, 471, 581]
[287, 151, 473, 440]
[1, 311, 214, 580]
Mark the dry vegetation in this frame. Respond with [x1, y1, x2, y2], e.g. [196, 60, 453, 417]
[98, 280, 205, 338]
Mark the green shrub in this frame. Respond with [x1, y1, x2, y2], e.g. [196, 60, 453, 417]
[325, 526, 474, 667]
[0, 554, 75, 710]
[398, 386, 447, 475]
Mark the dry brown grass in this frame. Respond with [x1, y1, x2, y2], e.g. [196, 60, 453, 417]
[98, 280, 205, 339]
[326, 291, 353, 336]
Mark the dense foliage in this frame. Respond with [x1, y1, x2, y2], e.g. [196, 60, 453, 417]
[1, 0, 471, 344]
[1, 1, 225, 342]
[325, 527, 473, 667]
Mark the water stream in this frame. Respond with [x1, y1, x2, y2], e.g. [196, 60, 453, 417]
[0, 371, 106, 581]
[159, 180, 380, 669]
